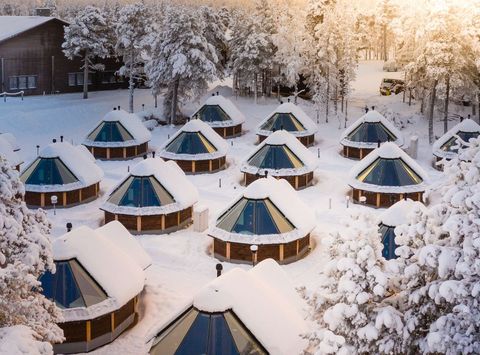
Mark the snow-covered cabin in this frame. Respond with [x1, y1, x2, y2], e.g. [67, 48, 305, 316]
[20, 140, 103, 208]
[191, 94, 245, 138]
[149, 259, 308, 355]
[340, 110, 404, 159]
[349, 142, 428, 208]
[102, 157, 199, 234]
[432, 118, 480, 169]
[83, 108, 151, 160]
[379, 199, 427, 260]
[209, 177, 315, 264]
[240, 130, 318, 189]
[39, 221, 151, 354]
[256, 102, 318, 147]
[158, 120, 228, 174]
[0, 133, 23, 170]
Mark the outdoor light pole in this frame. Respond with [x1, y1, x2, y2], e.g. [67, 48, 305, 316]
[51, 195, 58, 215]
[250, 244, 258, 266]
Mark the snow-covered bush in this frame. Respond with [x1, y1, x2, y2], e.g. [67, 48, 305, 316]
[0, 157, 62, 343]
[0, 325, 53, 355]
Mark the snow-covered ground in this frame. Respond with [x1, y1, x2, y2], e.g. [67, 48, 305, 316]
[0, 61, 466, 354]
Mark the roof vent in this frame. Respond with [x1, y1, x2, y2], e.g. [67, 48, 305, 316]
[52, 138, 57, 143]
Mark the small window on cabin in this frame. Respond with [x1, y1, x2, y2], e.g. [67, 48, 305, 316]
[27, 76, 37, 89]
[9, 77, 18, 90]
[77, 73, 84, 86]
[18, 76, 27, 90]
[68, 73, 76, 87]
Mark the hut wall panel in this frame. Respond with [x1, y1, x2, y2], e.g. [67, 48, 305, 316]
[92, 147, 108, 159]
[91, 313, 111, 340]
[82, 183, 98, 201]
[257, 135, 267, 143]
[115, 299, 135, 326]
[211, 158, 220, 171]
[179, 207, 192, 223]
[229, 242, 253, 261]
[257, 244, 279, 262]
[174, 160, 193, 173]
[117, 214, 137, 231]
[25, 191, 42, 206]
[245, 173, 258, 185]
[219, 156, 226, 167]
[298, 235, 310, 252]
[234, 125, 242, 135]
[297, 174, 307, 188]
[141, 215, 162, 231]
[284, 240, 298, 259]
[104, 212, 115, 224]
[225, 127, 234, 137]
[214, 239, 227, 256]
[66, 189, 80, 205]
[346, 146, 361, 159]
[164, 212, 178, 229]
[138, 143, 148, 155]
[380, 193, 401, 208]
[110, 147, 124, 159]
[125, 146, 136, 157]
[195, 160, 210, 172]
[59, 321, 86, 343]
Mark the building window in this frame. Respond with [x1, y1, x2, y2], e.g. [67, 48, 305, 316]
[8, 75, 37, 90]
[68, 72, 93, 87]
[101, 71, 124, 84]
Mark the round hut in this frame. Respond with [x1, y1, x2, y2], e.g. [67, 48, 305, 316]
[432, 118, 480, 169]
[349, 142, 428, 208]
[191, 94, 245, 138]
[256, 102, 317, 147]
[340, 110, 403, 159]
[0, 133, 22, 170]
[158, 120, 228, 174]
[240, 130, 318, 189]
[102, 157, 199, 234]
[209, 177, 315, 264]
[20, 141, 103, 208]
[83, 109, 151, 160]
[39, 221, 151, 354]
[149, 259, 308, 355]
[379, 199, 427, 260]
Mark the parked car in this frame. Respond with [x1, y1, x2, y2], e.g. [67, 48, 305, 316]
[380, 78, 405, 96]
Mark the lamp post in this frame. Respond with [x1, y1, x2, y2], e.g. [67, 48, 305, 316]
[51, 195, 58, 215]
[250, 244, 258, 266]
[216, 263, 223, 277]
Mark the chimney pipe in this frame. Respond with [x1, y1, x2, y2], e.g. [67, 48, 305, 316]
[118, 105, 121, 110]
[113, 107, 117, 111]
[60, 135, 64, 142]
[52, 138, 57, 143]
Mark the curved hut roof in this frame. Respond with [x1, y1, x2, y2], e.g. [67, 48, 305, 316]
[40, 221, 150, 322]
[433, 119, 480, 160]
[149, 259, 308, 355]
[349, 142, 428, 194]
[256, 102, 318, 137]
[209, 177, 315, 244]
[341, 110, 404, 148]
[191, 94, 245, 127]
[83, 109, 151, 148]
[20, 141, 103, 192]
[241, 130, 318, 176]
[159, 120, 228, 161]
[102, 157, 199, 216]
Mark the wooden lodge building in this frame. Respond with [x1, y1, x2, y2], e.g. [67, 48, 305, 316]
[0, 14, 126, 96]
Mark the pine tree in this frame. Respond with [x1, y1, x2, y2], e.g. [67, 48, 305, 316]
[0, 157, 62, 344]
[114, 2, 152, 113]
[62, 5, 110, 99]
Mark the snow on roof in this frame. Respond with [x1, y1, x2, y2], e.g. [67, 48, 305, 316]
[53, 223, 147, 321]
[0, 16, 63, 43]
[0, 133, 20, 151]
[380, 199, 427, 227]
[340, 110, 404, 148]
[433, 119, 480, 159]
[256, 102, 318, 137]
[192, 259, 308, 355]
[23, 141, 103, 192]
[96, 221, 152, 270]
[210, 177, 316, 244]
[0, 134, 23, 167]
[191, 94, 245, 126]
[158, 119, 228, 161]
[240, 130, 318, 176]
[349, 142, 429, 193]
[84, 109, 151, 147]
[102, 157, 199, 215]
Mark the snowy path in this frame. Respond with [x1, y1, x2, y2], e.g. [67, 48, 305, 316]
[0, 61, 454, 354]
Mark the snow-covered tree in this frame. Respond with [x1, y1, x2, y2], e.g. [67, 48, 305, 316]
[305, 212, 403, 354]
[62, 5, 110, 99]
[394, 137, 480, 353]
[200, 6, 228, 80]
[145, 5, 219, 124]
[114, 2, 152, 113]
[0, 157, 62, 344]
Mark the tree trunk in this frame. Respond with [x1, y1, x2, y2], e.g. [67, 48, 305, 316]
[443, 75, 450, 133]
[254, 74, 258, 105]
[170, 78, 179, 125]
[83, 52, 89, 100]
[128, 48, 134, 113]
[429, 80, 437, 144]
[341, 95, 344, 113]
[345, 99, 348, 128]
[334, 85, 338, 114]
[383, 24, 387, 61]
[408, 88, 412, 106]
[325, 73, 330, 123]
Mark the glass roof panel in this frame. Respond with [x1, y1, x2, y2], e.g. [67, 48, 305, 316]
[69, 259, 107, 307]
[260, 113, 306, 132]
[358, 158, 422, 186]
[23, 158, 78, 185]
[196, 105, 231, 123]
[347, 122, 397, 143]
[380, 224, 398, 260]
[165, 132, 217, 154]
[248, 145, 303, 170]
[224, 311, 267, 355]
[441, 131, 480, 153]
[88, 121, 133, 142]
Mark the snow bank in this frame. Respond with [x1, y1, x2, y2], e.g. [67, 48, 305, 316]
[380, 199, 427, 227]
[0, 134, 23, 167]
[210, 177, 316, 244]
[240, 130, 318, 176]
[0, 132, 20, 151]
[23, 141, 103, 192]
[158, 119, 228, 161]
[53, 223, 146, 321]
[0, 325, 52, 355]
[349, 142, 429, 193]
[191, 94, 245, 126]
[0, 16, 58, 43]
[432, 119, 480, 159]
[83, 109, 151, 147]
[340, 110, 404, 148]
[102, 157, 199, 215]
[192, 259, 308, 355]
[256, 102, 318, 137]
